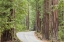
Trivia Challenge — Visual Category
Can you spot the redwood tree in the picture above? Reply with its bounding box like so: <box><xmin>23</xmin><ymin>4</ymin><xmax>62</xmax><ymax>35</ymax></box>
<box><xmin>35</xmin><ymin>0</ymin><xmax>41</xmax><ymax>32</ymax></box>
<box><xmin>42</xmin><ymin>0</ymin><xmax>49</xmax><ymax>40</ymax></box>
<box><xmin>51</xmin><ymin>0</ymin><xmax>58</xmax><ymax>42</ymax></box>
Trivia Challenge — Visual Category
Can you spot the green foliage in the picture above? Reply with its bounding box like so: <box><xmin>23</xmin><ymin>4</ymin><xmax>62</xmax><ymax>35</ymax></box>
<box><xmin>0</xmin><ymin>0</ymin><xmax>28</xmax><ymax>32</ymax></box>
<box><xmin>0</xmin><ymin>0</ymin><xmax>13</xmax><ymax>33</ymax></box>
<box><xmin>14</xmin><ymin>0</ymin><xmax>28</xmax><ymax>31</ymax></box>
<box><xmin>58</xmin><ymin>0</ymin><xmax>64</xmax><ymax>41</ymax></box>
<box><xmin>0</xmin><ymin>0</ymin><xmax>64</xmax><ymax>41</ymax></box>
<box><xmin>16</xmin><ymin>24</ymin><xmax>26</xmax><ymax>32</ymax></box>
<box><xmin>58</xmin><ymin>26</ymin><xmax>64</xmax><ymax>40</ymax></box>
<box><xmin>28</xmin><ymin>0</ymin><xmax>44</xmax><ymax>30</ymax></box>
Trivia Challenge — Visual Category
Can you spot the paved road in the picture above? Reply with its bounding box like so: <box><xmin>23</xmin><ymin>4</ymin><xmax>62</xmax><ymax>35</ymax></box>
<box><xmin>16</xmin><ymin>31</ymin><xmax>42</xmax><ymax>42</ymax></box>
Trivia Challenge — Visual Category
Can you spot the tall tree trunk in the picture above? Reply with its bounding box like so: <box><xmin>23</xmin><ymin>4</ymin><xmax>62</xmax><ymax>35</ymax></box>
<box><xmin>51</xmin><ymin>0</ymin><xmax>58</xmax><ymax>42</ymax></box>
<box><xmin>26</xmin><ymin>3</ymin><xmax>29</xmax><ymax>30</ymax></box>
<box><xmin>42</xmin><ymin>0</ymin><xmax>49</xmax><ymax>40</ymax></box>
<box><xmin>36</xmin><ymin>0</ymin><xmax>41</xmax><ymax>32</ymax></box>
<box><xmin>36</xmin><ymin>10</ymin><xmax>41</xmax><ymax>32</ymax></box>
<box><xmin>10</xmin><ymin>8</ymin><xmax>15</xmax><ymax>41</ymax></box>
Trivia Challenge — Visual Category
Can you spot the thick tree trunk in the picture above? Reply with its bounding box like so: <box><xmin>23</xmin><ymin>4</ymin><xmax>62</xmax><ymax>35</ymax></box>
<box><xmin>42</xmin><ymin>0</ymin><xmax>49</xmax><ymax>40</ymax></box>
<box><xmin>1</xmin><ymin>28</ymin><xmax>14</xmax><ymax>42</ymax></box>
<box><xmin>51</xmin><ymin>0</ymin><xmax>58</xmax><ymax>42</ymax></box>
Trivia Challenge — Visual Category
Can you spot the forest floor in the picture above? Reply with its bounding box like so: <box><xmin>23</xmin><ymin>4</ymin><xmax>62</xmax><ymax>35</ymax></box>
<box><xmin>16</xmin><ymin>31</ymin><xmax>42</xmax><ymax>42</ymax></box>
<box><xmin>35</xmin><ymin>32</ymin><xmax>64</xmax><ymax>42</ymax></box>
<box><xmin>34</xmin><ymin>32</ymin><xmax>51</xmax><ymax>42</ymax></box>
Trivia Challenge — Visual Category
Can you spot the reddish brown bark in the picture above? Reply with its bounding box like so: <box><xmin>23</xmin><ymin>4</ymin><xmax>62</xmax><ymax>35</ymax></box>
<box><xmin>50</xmin><ymin>0</ymin><xmax>58</xmax><ymax>42</ymax></box>
<box><xmin>36</xmin><ymin>0</ymin><xmax>41</xmax><ymax>32</ymax></box>
<box><xmin>36</xmin><ymin>10</ymin><xmax>41</xmax><ymax>32</ymax></box>
<box><xmin>42</xmin><ymin>0</ymin><xmax>49</xmax><ymax>40</ymax></box>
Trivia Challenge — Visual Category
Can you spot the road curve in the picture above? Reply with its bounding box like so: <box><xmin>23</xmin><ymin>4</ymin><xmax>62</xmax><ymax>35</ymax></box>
<box><xmin>16</xmin><ymin>31</ymin><xmax>42</xmax><ymax>42</ymax></box>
